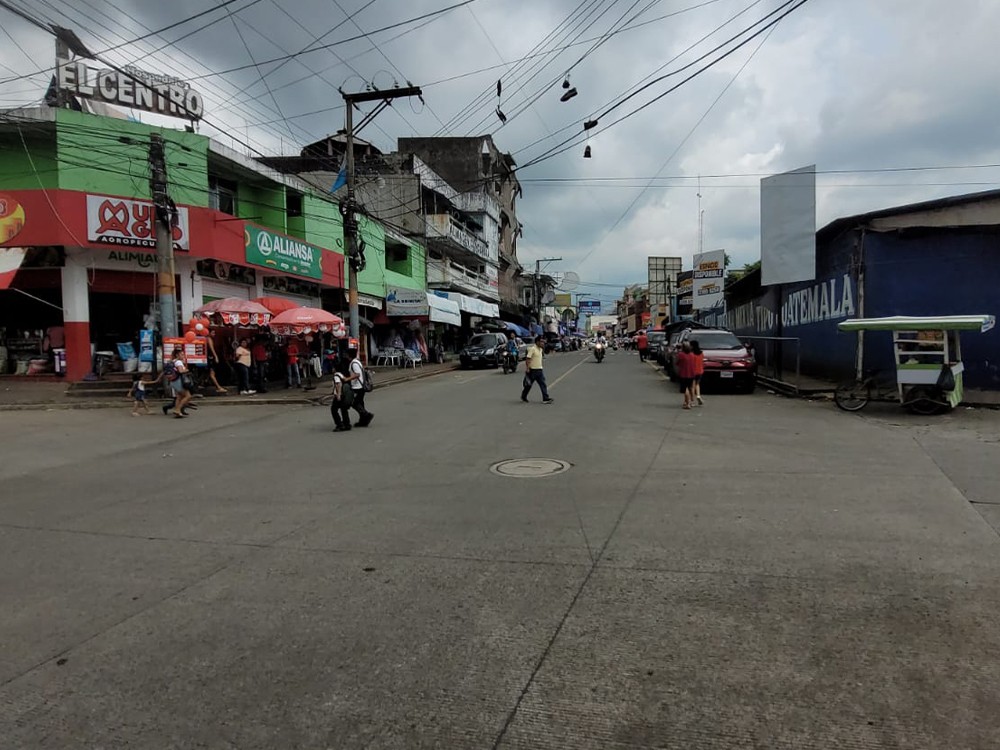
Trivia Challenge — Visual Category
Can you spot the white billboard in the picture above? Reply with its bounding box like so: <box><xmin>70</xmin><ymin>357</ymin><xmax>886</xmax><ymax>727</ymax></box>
<box><xmin>761</xmin><ymin>165</ymin><xmax>816</xmax><ymax>286</ymax></box>
<box><xmin>692</xmin><ymin>249</ymin><xmax>725</xmax><ymax>310</ymax></box>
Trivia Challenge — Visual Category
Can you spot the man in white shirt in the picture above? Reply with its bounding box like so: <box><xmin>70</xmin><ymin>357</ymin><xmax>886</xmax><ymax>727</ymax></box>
<box><xmin>344</xmin><ymin>345</ymin><xmax>374</xmax><ymax>427</ymax></box>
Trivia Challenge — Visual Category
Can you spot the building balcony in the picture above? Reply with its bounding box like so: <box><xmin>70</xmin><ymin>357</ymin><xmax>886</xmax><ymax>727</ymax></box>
<box><xmin>425</xmin><ymin>213</ymin><xmax>491</xmax><ymax>263</ymax></box>
<box><xmin>427</xmin><ymin>257</ymin><xmax>499</xmax><ymax>301</ymax></box>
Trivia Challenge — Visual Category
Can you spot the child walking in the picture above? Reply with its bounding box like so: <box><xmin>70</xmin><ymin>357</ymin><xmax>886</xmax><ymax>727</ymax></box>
<box><xmin>330</xmin><ymin>359</ymin><xmax>354</xmax><ymax>432</ymax></box>
<box><xmin>675</xmin><ymin>341</ymin><xmax>696</xmax><ymax>409</ymax></box>
<box><xmin>127</xmin><ymin>372</ymin><xmax>157</xmax><ymax>416</ymax></box>
<box><xmin>690</xmin><ymin>340</ymin><xmax>705</xmax><ymax>406</ymax></box>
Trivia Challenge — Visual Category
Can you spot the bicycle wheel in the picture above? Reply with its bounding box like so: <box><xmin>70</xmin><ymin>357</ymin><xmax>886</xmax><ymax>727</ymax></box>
<box><xmin>834</xmin><ymin>381</ymin><xmax>870</xmax><ymax>412</ymax></box>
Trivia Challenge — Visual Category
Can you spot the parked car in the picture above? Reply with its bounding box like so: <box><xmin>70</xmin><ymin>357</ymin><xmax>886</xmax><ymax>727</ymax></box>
<box><xmin>671</xmin><ymin>328</ymin><xmax>757</xmax><ymax>393</ymax></box>
<box><xmin>646</xmin><ymin>331</ymin><xmax>667</xmax><ymax>363</ymax></box>
<box><xmin>662</xmin><ymin>330</ymin><xmax>685</xmax><ymax>377</ymax></box>
<box><xmin>459</xmin><ymin>332</ymin><xmax>509</xmax><ymax>369</ymax></box>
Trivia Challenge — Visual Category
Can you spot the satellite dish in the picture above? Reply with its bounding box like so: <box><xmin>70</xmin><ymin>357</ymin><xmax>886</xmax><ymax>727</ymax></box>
<box><xmin>541</xmin><ymin>290</ymin><xmax>556</xmax><ymax>305</ymax></box>
<box><xmin>559</xmin><ymin>271</ymin><xmax>580</xmax><ymax>291</ymax></box>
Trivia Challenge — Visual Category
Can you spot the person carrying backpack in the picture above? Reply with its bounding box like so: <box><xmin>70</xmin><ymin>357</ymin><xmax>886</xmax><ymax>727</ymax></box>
<box><xmin>345</xmin><ymin>344</ymin><xmax>374</xmax><ymax>427</ymax></box>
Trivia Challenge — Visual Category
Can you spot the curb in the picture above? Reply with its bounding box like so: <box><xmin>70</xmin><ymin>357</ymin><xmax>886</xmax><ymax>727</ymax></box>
<box><xmin>0</xmin><ymin>364</ymin><xmax>460</xmax><ymax>411</ymax></box>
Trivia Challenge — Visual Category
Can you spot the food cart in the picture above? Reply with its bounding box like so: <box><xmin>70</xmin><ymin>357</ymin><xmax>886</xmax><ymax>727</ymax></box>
<box><xmin>835</xmin><ymin>315</ymin><xmax>995</xmax><ymax>414</ymax></box>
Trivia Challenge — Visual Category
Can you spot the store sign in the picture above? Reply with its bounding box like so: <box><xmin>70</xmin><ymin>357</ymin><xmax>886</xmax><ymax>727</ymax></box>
<box><xmin>692</xmin><ymin>249</ymin><xmax>725</xmax><ymax>310</ymax></box>
<box><xmin>162</xmin><ymin>337</ymin><xmax>208</xmax><ymax>365</ymax></box>
<box><xmin>343</xmin><ymin>291</ymin><xmax>383</xmax><ymax>310</ymax></box>
<box><xmin>579</xmin><ymin>300</ymin><xmax>601</xmax><ymax>315</ymax></box>
<box><xmin>57</xmin><ymin>53</ymin><xmax>204</xmax><ymax>120</ymax></box>
<box><xmin>86</xmin><ymin>195</ymin><xmax>190</xmax><ymax>251</ymax></box>
<box><xmin>386</xmin><ymin>285</ymin><xmax>428</xmax><ymax>316</ymax></box>
<box><xmin>70</xmin><ymin>247</ymin><xmax>158</xmax><ymax>272</ymax></box>
<box><xmin>244</xmin><ymin>225</ymin><xmax>322</xmax><ymax>280</ymax></box>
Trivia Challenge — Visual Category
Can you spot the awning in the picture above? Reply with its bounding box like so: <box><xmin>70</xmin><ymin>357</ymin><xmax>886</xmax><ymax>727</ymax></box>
<box><xmin>0</xmin><ymin>247</ymin><xmax>27</xmax><ymax>290</ymax></box>
<box><xmin>434</xmin><ymin>291</ymin><xmax>500</xmax><ymax>319</ymax></box>
<box><xmin>428</xmin><ymin>293</ymin><xmax>461</xmax><ymax>326</ymax></box>
<box><xmin>503</xmin><ymin>321</ymin><xmax>531</xmax><ymax>337</ymax></box>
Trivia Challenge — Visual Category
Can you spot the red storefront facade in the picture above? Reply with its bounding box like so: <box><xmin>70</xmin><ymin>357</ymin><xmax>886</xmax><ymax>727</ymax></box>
<box><xmin>1</xmin><ymin>189</ymin><xmax>345</xmax><ymax>379</ymax></box>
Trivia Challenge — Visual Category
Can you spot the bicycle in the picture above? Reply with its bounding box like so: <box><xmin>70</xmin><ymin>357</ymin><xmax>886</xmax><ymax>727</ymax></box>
<box><xmin>834</xmin><ymin>370</ymin><xmax>948</xmax><ymax>415</ymax></box>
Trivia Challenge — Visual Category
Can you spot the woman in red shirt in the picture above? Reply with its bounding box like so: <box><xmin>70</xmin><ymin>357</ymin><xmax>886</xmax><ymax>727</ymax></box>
<box><xmin>690</xmin><ymin>340</ymin><xmax>705</xmax><ymax>406</ymax></box>
<box><xmin>674</xmin><ymin>341</ymin><xmax>696</xmax><ymax>409</ymax></box>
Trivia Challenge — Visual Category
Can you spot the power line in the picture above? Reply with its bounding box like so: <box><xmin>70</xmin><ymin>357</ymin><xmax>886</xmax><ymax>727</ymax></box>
<box><xmin>516</xmin><ymin>0</ymin><xmax>811</xmax><ymax>173</ymax></box>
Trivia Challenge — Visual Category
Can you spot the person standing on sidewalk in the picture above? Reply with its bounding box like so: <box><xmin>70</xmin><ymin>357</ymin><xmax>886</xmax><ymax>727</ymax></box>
<box><xmin>234</xmin><ymin>339</ymin><xmax>255</xmax><ymax>395</ymax></box>
<box><xmin>285</xmin><ymin>337</ymin><xmax>302</xmax><ymax>388</ymax></box>
<box><xmin>636</xmin><ymin>330</ymin><xmax>648</xmax><ymax>362</ymax></box>
<box><xmin>345</xmin><ymin>345</ymin><xmax>374</xmax><ymax>427</ymax></box>
<box><xmin>521</xmin><ymin>335</ymin><xmax>554</xmax><ymax>404</ymax></box>
<box><xmin>251</xmin><ymin>337</ymin><xmax>269</xmax><ymax>393</ymax></box>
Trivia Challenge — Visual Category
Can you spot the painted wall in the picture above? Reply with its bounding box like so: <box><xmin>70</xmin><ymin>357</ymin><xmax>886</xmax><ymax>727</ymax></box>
<box><xmin>384</xmin><ymin>239</ymin><xmax>426</xmax><ymax>291</ymax></box>
<box><xmin>723</xmin><ymin>226</ymin><xmax>1000</xmax><ymax>389</ymax></box>
<box><xmin>0</xmin><ymin>130</ymin><xmax>59</xmax><ymax>190</ymax></box>
<box><xmin>55</xmin><ymin>109</ymin><xmax>208</xmax><ymax>206</ymax></box>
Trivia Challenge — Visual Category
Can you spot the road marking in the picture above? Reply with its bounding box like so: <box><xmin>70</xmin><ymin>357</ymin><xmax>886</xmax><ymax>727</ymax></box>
<box><xmin>548</xmin><ymin>356</ymin><xmax>590</xmax><ymax>389</ymax></box>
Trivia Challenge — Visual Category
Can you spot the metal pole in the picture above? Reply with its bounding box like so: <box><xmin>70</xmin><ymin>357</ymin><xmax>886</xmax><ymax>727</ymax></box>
<box><xmin>150</xmin><ymin>133</ymin><xmax>177</xmax><ymax>338</ymax></box>
<box><xmin>344</xmin><ymin>101</ymin><xmax>359</xmax><ymax>343</ymax></box>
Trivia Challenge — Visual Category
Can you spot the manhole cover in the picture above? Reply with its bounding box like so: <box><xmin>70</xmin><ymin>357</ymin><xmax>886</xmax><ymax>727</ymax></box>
<box><xmin>490</xmin><ymin>458</ymin><xmax>571</xmax><ymax>478</ymax></box>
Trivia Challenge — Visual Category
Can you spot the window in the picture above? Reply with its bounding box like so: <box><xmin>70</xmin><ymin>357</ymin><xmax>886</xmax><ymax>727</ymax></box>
<box><xmin>286</xmin><ymin>190</ymin><xmax>303</xmax><ymax>217</ymax></box>
<box><xmin>209</xmin><ymin>176</ymin><xmax>237</xmax><ymax>215</ymax></box>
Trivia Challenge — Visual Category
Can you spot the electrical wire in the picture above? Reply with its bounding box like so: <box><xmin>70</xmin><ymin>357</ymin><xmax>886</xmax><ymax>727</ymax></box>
<box><xmin>516</xmin><ymin>0</ymin><xmax>811</xmax><ymax>173</ymax></box>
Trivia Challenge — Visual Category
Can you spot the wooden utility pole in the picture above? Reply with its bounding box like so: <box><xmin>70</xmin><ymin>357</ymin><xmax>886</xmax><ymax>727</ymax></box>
<box><xmin>341</xmin><ymin>86</ymin><xmax>422</xmax><ymax>350</ymax></box>
<box><xmin>149</xmin><ymin>133</ymin><xmax>177</xmax><ymax>338</ymax></box>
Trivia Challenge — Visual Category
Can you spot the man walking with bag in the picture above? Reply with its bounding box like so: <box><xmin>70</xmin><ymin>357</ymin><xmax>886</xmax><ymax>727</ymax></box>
<box><xmin>521</xmin><ymin>335</ymin><xmax>554</xmax><ymax>404</ymax></box>
<box><xmin>345</xmin><ymin>344</ymin><xmax>374</xmax><ymax>427</ymax></box>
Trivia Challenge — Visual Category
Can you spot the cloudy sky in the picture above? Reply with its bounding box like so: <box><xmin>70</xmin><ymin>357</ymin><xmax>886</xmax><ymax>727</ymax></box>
<box><xmin>2</xmin><ymin>0</ymin><xmax>998</xmax><ymax>304</ymax></box>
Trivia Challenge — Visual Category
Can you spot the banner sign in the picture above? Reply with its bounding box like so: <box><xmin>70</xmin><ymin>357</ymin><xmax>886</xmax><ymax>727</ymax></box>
<box><xmin>244</xmin><ymin>225</ymin><xmax>322</xmax><ymax>280</ymax></box>
<box><xmin>57</xmin><ymin>51</ymin><xmax>204</xmax><ymax>120</ymax></box>
<box><xmin>692</xmin><ymin>249</ymin><xmax>725</xmax><ymax>310</ymax></box>
<box><xmin>677</xmin><ymin>270</ymin><xmax>693</xmax><ymax>316</ymax></box>
<box><xmin>578</xmin><ymin>299</ymin><xmax>602</xmax><ymax>315</ymax></box>
<box><xmin>86</xmin><ymin>194</ymin><xmax>190</xmax><ymax>251</ymax></box>
<box><xmin>163</xmin><ymin>337</ymin><xmax>207</xmax><ymax>365</ymax></box>
<box><xmin>386</xmin><ymin>286</ymin><xmax>428</xmax><ymax>316</ymax></box>
<box><xmin>343</xmin><ymin>290</ymin><xmax>383</xmax><ymax>310</ymax></box>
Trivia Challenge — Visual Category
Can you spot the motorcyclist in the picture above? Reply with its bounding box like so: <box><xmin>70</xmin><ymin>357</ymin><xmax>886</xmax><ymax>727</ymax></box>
<box><xmin>505</xmin><ymin>333</ymin><xmax>519</xmax><ymax>365</ymax></box>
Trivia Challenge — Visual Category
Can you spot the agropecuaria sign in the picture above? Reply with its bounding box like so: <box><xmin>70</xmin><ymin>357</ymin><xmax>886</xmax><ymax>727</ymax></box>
<box><xmin>244</xmin><ymin>225</ymin><xmax>323</xmax><ymax>280</ymax></box>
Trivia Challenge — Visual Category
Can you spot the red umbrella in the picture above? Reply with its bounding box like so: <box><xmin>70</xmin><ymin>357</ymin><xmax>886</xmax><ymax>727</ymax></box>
<box><xmin>269</xmin><ymin>306</ymin><xmax>345</xmax><ymax>334</ymax></box>
<box><xmin>195</xmin><ymin>297</ymin><xmax>272</xmax><ymax>327</ymax></box>
<box><xmin>252</xmin><ymin>296</ymin><xmax>300</xmax><ymax>315</ymax></box>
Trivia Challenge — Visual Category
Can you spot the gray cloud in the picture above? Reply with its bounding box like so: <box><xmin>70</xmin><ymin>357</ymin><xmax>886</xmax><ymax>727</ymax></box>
<box><xmin>3</xmin><ymin>0</ymin><xmax>999</xmax><ymax>291</ymax></box>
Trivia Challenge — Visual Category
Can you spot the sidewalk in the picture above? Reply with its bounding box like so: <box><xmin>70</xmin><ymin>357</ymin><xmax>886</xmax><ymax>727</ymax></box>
<box><xmin>0</xmin><ymin>361</ymin><xmax>459</xmax><ymax>411</ymax></box>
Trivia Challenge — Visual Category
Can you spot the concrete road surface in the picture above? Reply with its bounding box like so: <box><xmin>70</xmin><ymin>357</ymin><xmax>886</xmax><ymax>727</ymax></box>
<box><xmin>2</xmin><ymin>349</ymin><xmax>1000</xmax><ymax>749</ymax></box>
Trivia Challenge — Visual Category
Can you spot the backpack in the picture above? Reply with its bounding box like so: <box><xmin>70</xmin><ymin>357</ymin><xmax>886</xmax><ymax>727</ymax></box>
<box><xmin>362</xmin><ymin>367</ymin><xmax>375</xmax><ymax>393</ymax></box>
<box><xmin>163</xmin><ymin>360</ymin><xmax>178</xmax><ymax>382</ymax></box>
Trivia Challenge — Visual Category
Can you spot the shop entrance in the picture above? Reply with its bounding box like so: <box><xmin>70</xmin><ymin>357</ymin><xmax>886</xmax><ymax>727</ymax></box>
<box><xmin>88</xmin><ymin>291</ymin><xmax>152</xmax><ymax>353</ymax></box>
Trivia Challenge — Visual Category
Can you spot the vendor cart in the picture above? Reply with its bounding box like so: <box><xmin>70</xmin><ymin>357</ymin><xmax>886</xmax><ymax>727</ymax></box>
<box><xmin>835</xmin><ymin>315</ymin><xmax>995</xmax><ymax>415</ymax></box>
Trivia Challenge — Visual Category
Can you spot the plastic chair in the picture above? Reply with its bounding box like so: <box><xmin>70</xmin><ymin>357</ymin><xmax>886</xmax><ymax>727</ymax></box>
<box><xmin>403</xmin><ymin>350</ymin><xmax>422</xmax><ymax>368</ymax></box>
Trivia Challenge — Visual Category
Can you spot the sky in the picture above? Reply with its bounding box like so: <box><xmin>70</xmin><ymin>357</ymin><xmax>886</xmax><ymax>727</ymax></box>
<box><xmin>2</xmin><ymin>0</ymin><xmax>999</xmax><ymax>306</ymax></box>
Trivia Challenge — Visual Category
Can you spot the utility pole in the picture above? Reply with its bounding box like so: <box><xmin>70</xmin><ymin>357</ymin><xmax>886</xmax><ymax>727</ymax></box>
<box><xmin>149</xmin><ymin>133</ymin><xmax>177</xmax><ymax>338</ymax></box>
<box><xmin>533</xmin><ymin>257</ymin><xmax>562</xmax><ymax>330</ymax></box>
<box><xmin>341</xmin><ymin>86</ymin><xmax>422</xmax><ymax>354</ymax></box>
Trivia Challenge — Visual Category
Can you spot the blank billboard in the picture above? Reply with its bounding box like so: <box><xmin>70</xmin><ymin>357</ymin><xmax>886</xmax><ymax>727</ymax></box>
<box><xmin>761</xmin><ymin>165</ymin><xmax>816</xmax><ymax>286</ymax></box>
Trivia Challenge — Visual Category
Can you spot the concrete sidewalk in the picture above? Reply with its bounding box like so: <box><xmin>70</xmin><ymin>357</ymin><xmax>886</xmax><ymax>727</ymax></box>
<box><xmin>0</xmin><ymin>361</ymin><xmax>459</xmax><ymax>410</ymax></box>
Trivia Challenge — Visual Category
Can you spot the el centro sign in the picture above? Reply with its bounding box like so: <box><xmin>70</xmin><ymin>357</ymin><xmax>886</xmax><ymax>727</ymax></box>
<box><xmin>244</xmin><ymin>225</ymin><xmax>322</xmax><ymax>280</ymax></box>
<box><xmin>57</xmin><ymin>56</ymin><xmax>204</xmax><ymax>121</ymax></box>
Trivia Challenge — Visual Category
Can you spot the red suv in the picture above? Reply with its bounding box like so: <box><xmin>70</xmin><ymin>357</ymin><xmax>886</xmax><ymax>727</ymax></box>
<box><xmin>672</xmin><ymin>328</ymin><xmax>756</xmax><ymax>393</ymax></box>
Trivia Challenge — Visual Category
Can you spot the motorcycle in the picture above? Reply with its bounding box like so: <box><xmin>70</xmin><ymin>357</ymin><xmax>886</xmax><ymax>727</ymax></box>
<box><xmin>594</xmin><ymin>342</ymin><xmax>605</xmax><ymax>363</ymax></box>
<box><xmin>501</xmin><ymin>349</ymin><xmax>518</xmax><ymax>374</ymax></box>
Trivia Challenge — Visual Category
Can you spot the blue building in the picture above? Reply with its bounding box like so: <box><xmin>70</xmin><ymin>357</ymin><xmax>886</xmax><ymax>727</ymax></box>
<box><xmin>721</xmin><ymin>190</ymin><xmax>1000</xmax><ymax>392</ymax></box>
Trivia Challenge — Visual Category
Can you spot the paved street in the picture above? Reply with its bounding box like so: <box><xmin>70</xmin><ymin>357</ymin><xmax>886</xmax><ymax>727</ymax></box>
<box><xmin>2</xmin><ymin>350</ymin><xmax>1000</xmax><ymax>749</ymax></box>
